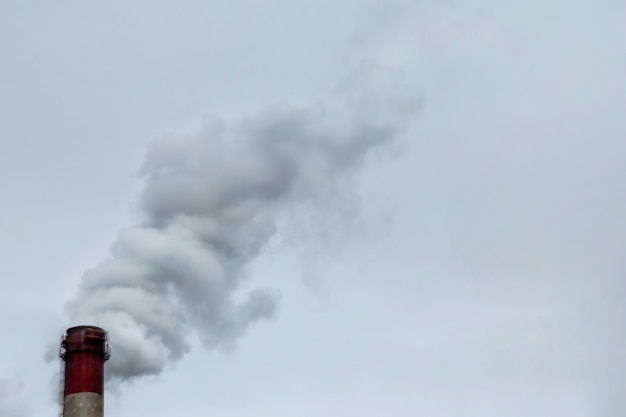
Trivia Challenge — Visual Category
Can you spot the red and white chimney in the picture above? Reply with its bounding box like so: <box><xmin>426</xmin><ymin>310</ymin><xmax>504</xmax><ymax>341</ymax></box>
<box><xmin>60</xmin><ymin>325</ymin><xmax>110</xmax><ymax>417</ymax></box>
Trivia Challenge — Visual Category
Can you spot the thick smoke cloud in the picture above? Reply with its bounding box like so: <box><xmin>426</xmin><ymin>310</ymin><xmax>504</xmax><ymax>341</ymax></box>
<box><xmin>65</xmin><ymin>63</ymin><xmax>420</xmax><ymax>381</ymax></box>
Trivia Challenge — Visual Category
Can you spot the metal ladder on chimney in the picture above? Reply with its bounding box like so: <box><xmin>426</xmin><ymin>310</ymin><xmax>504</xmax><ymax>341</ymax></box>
<box><xmin>58</xmin><ymin>336</ymin><xmax>65</xmax><ymax>417</ymax></box>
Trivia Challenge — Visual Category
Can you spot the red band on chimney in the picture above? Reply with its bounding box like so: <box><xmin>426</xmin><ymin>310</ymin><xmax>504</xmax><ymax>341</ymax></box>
<box><xmin>62</xmin><ymin>326</ymin><xmax>109</xmax><ymax>396</ymax></box>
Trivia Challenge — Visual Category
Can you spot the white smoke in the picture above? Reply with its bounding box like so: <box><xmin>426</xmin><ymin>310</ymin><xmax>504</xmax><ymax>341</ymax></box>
<box><xmin>65</xmin><ymin>63</ymin><xmax>421</xmax><ymax>381</ymax></box>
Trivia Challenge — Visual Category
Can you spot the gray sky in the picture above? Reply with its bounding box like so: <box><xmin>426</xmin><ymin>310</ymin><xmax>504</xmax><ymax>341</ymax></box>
<box><xmin>1</xmin><ymin>1</ymin><xmax>626</xmax><ymax>416</ymax></box>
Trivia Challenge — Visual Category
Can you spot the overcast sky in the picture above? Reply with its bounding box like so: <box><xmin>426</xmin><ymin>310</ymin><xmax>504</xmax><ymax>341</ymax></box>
<box><xmin>1</xmin><ymin>1</ymin><xmax>626</xmax><ymax>416</ymax></box>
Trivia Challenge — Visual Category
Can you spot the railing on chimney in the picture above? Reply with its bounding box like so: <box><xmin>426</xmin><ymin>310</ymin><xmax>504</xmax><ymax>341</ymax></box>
<box><xmin>58</xmin><ymin>335</ymin><xmax>65</xmax><ymax>417</ymax></box>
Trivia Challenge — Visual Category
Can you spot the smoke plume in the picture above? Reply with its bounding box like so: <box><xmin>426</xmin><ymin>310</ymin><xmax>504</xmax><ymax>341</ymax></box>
<box><xmin>65</xmin><ymin>63</ymin><xmax>420</xmax><ymax>381</ymax></box>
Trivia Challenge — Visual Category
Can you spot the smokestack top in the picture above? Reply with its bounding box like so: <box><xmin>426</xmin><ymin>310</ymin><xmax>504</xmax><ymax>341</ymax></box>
<box><xmin>61</xmin><ymin>325</ymin><xmax>110</xmax><ymax>362</ymax></box>
<box><xmin>65</xmin><ymin>325</ymin><xmax>107</xmax><ymax>338</ymax></box>
<box><xmin>61</xmin><ymin>325</ymin><xmax>109</xmax><ymax>417</ymax></box>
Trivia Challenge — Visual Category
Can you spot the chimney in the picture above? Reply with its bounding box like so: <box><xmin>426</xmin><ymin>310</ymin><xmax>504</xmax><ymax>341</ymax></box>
<box><xmin>60</xmin><ymin>326</ymin><xmax>110</xmax><ymax>417</ymax></box>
